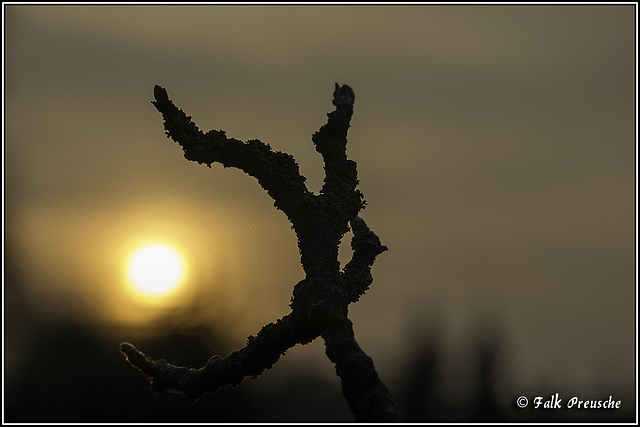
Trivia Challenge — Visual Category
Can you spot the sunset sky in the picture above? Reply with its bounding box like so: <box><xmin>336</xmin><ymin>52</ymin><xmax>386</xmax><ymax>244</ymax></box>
<box><xmin>4</xmin><ymin>3</ymin><xmax>636</xmax><ymax>420</ymax></box>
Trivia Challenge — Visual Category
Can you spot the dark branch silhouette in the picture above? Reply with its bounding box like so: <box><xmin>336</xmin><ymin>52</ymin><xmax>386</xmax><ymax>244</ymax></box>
<box><xmin>120</xmin><ymin>83</ymin><xmax>402</xmax><ymax>422</ymax></box>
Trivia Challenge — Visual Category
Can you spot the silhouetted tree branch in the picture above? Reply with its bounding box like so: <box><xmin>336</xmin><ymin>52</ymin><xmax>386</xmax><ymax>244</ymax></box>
<box><xmin>121</xmin><ymin>83</ymin><xmax>402</xmax><ymax>422</ymax></box>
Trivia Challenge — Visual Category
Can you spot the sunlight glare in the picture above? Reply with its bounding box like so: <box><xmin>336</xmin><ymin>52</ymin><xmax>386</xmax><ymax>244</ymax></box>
<box><xmin>127</xmin><ymin>244</ymin><xmax>186</xmax><ymax>297</ymax></box>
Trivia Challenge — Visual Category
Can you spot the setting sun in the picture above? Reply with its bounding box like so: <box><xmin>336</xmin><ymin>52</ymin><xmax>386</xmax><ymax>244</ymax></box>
<box><xmin>127</xmin><ymin>244</ymin><xmax>186</xmax><ymax>297</ymax></box>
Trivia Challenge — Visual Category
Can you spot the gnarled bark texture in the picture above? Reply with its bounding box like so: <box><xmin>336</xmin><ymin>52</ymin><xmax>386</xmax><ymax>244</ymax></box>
<box><xmin>120</xmin><ymin>84</ymin><xmax>402</xmax><ymax>422</ymax></box>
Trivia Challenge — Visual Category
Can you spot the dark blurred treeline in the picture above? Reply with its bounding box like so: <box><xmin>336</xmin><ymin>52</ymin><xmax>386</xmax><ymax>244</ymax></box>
<box><xmin>4</xmin><ymin>320</ymin><xmax>353</xmax><ymax>423</ymax></box>
<box><xmin>5</xmin><ymin>319</ymin><xmax>635</xmax><ymax>423</ymax></box>
<box><xmin>397</xmin><ymin>335</ymin><xmax>635</xmax><ymax>423</ymax></box>
<box><xmin>4</xmin><ymin>253</ymin><xmax>635</xmax><ymax>423</ymax></box>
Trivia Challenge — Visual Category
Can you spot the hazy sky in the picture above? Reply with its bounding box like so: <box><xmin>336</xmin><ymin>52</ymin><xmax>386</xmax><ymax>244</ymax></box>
<box><xmin>4</xmin><ymin>3</ymin><xmax>636</xmax><ymax>410</ymax></box>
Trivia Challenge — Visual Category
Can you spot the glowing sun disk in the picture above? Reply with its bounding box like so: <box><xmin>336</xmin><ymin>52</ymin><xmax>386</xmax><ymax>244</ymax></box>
<box><xmin>127</xmin><ymin>244</ymin><xmax>186</xmax><ymax>296</ymax></box>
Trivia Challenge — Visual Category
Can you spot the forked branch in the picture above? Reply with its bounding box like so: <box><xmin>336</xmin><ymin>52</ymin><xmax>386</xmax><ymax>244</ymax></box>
<box><xmin>121</xmin><ymin>84</ymin><xmax>402</xmax><ymax>422</ymax></box>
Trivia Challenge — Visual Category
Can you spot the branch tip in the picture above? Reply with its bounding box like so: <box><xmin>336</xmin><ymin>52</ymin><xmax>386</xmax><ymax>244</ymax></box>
<box><xmin>153</xmin><ymin>85</ymin><xmax>169</xmax><ymax>102</ymax></box>
<box><xmin>120</xmin><ymin>342</ymin><xmax>136</xmax><ymax>357</ymax></box>
<box><xmin>333</xmin><ymin>83</ymin><xmax>355</xmax><ymax>107</ymax></box>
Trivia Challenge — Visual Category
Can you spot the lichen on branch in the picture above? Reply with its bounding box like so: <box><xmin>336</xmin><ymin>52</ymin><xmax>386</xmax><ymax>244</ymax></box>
<box><xmin>121</xmin><ymin>83</ymin><xmax>402</xmax><ymax>422</ymax></box>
